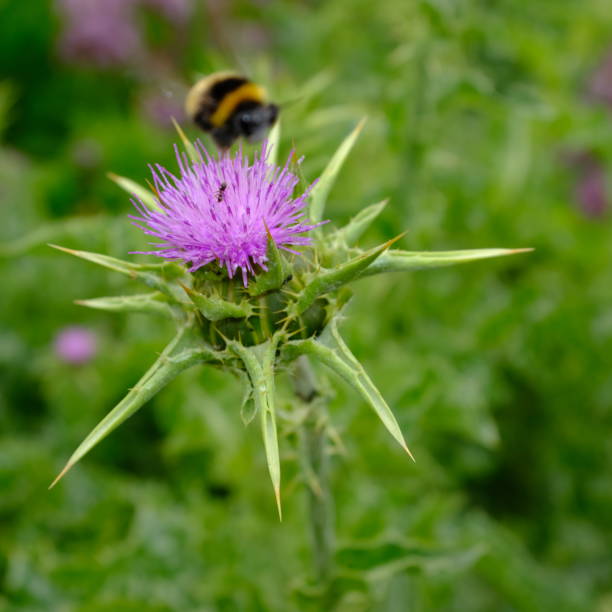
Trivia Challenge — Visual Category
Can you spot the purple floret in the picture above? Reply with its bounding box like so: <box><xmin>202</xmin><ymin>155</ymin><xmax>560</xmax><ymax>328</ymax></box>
<box><xmin>130</xmin><ymin>143</ymin><xmax>323</xmax><ymax>285</ymax></box>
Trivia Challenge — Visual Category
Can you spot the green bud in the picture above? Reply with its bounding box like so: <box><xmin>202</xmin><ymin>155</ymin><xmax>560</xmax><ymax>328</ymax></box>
<box><xmin>183</xmin><ymin>285</ymin><xmax>254</xmax><ymax>321</ymax></box>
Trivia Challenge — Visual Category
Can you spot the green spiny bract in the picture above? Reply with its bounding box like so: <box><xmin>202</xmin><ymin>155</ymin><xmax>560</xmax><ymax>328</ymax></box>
<box><xmin>50</xmin><ymin>120</ymin><xmax>531</xmax><ymax>517</ymax></box>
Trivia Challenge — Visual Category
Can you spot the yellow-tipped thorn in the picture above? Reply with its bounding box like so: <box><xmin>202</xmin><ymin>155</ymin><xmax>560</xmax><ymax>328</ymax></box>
<box><xmin>48</xmin><ymin>243</ymin><xmax>76</xmax><ymax>254</ymax></box>
<box><xmin>48</xmin><ymin>462</ymin><xmax>72</xmax><ymax>490</ymax></box>
<box><xmin>287</xmin><ymin>327</ymin><xmax>306</xmax><ymax>339</ymax></box>
<box><xmin>214</xmin><ymin>328</ymin><xmax>231</xmax><ymax>345</ymax></box>
<box><xmin>355</xmin><ymin>116</ymin><xmax>368</xmax><ymax>134</ymax></box>
<box><xmin>509</xmin><ymin>248</ymin><xmax>534</xmax><ymax>255</ymax></box>
<box><xmin>402</xmin><ymin>442</ymin><xmax>416</xmax><ymax>462</ymax></box>
<box><xmin>274</xmin><ymin>485</ymin><xmax>283</xmax><ymax>521</ymax></box>
<box><xmin>145</xmin><ymin>178</ymin><xmax>161</xmax><ymax>199</ymax></box>
<box><xmin>171</xmin><ymin>117</ymin><xmax>188</xmax><ymax>142</ymax></box>
<box><xmin>263</xmin><ymin>221</ymin><xmax>274</xmax><ymax>243</ymax></box>
<box><xmin>384</xmin><ymin>230</ymin><xmax>408</xmax><ymax>250</ymax></box>
<box><xmin>179</xmin><ymin>281</ymin><xmax>193</xmax><ymax>295</ymax></box>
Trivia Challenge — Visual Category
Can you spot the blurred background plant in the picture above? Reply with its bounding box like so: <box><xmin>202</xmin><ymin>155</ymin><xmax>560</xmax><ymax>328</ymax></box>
<box><xmin>1</xmin><ymin>0</ymin><xmax>611</xmax><ymax>610</ymax></box>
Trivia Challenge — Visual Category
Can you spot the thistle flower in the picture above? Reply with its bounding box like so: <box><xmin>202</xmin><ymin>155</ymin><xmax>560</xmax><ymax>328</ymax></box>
<box><xmin>130</xmin><ymin>143</ymin><xmax>321</xmax><ymax>285</ymax></box>
<box><xmin>51</xmin><ymin>121</ymin><xmax>530</xmax><ymax>516</ymax></box>
<box><xmin>54</xmin><ymin>326</ymin><xmax>98</xmax><ymax>365</ymax></box>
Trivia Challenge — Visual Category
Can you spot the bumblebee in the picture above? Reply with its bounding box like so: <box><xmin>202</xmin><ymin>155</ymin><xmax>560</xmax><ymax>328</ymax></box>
<box><xmin>185</xmin><ymin>72</ymin><xmax>279</xmax><ymax>150</ymax></box>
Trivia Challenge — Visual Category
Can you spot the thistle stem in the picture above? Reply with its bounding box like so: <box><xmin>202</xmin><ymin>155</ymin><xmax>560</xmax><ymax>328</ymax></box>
<box><xmin>293</xmin><ymin>356</ymin><xmax>334</xmax><ymax>585</ymax></box>
<box><xmin>259</xmin><ymin>295</ymin><xmax>272</xmax><ymax>339</ymax></box>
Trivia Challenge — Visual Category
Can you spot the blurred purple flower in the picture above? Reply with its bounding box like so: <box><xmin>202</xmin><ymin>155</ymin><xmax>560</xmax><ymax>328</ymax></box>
<box><xmin>575</xmin><ymin>165</ymin><xmax>607</xmax><ymax>218</ymax></box>
<box><xmin>130</xmin><ymin>143</ymin><xmax>323</xmax><ymax>285</ymax></box>
<box><xmin>586</xmin><ymin>50</ymin><xmax>612</xmax><ymax>108</ymax></box>
<box><xmin>234</xmin><ymin>23</ymin><xmax>271</xmax><ymax>52</ymax></box>
<box><xmin>140</xmin><ymin>90</ymin><xmax>186</xmax><ymax>128</ymax></box>
<box><xmin>564</xmin><ymin>151</ymin><xmax>608</xmax><ymax>218</ymax></box>
<box><xmin>54</xmin><ymin>326</ymin><xmax>98</xmax><ymax>365</ymax></box>
<box><xmin>55</xmin><ymin>0</ymin><xmax>141</xmax><ymax>68</ymax></box>
<box><xmin>141</xmin><ymin>0</ymin><xmax>193</xmax><ymax>24</ymax></box>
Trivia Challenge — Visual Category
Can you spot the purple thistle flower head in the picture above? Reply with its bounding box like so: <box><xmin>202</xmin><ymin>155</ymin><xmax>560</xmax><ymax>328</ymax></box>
<box><xmin>130</xmin><ymin>143</ymin><xmax>323</xmax><ymax>285</ymax></box>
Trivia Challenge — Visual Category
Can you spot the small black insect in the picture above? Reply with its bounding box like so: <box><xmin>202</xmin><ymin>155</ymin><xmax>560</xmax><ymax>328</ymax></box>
<box><xmin>215</xmin><ymin>182</ymin><xmax>227</xmax><ymax>202</ymax></box>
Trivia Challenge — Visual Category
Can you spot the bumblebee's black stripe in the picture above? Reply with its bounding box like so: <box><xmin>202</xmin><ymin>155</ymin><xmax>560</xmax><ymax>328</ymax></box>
<box><xmin>209</xmin><ymin>77</ymin><xmax>249</xmax><ymax>102</ymax></box>
<box><xmin>194</xmin><ymin>99</ymin><xmax>259</xmax><ymax>132</ymax></box>
<box><xmin>194</xmin><ymin>110</ymin><xmax>213</xmax><ymax>131</ymax></box>
<box><xmin>193</xmin><ymin>78</ymin><xmax>248</xmax><ymax>131</ymax></box>
<box><xmin>233</xmin><ymin>100</ymin><xmax>261</xmax><ymax>113</ymax></box>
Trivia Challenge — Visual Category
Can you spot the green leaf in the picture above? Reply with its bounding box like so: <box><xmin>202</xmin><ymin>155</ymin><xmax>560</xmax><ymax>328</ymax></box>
<box><xmin>238</xmin><ymin>371</ymin><xmax>257</xmax><ymax>426</ymax></box>
<box><xmin>284</xmin><ymin>320</ymin><xmax>413</xmax><ymax>459</ymax></box>
<box><xmin>229</xmin><ymin>336</ymin><xmax>282</xmax><ymax>519</ymax></box>
<box><xmin>309</xmin><ymin>118</ymin><xmax>366</xmax><ymax>223</ymax></box>
<box><xmin>50</xmin><ymin>244</ymin><xmax>145</xmax><ymax>275</ymax></box>
<box><xmin>134</xmin><ymin>260</ymin><xmax>188</xmax><ymax>280</ymax></box>
<box><xmin>293</xmin><ymin>234</ymin><xmax>402</xmax><ymax>315</ymax></box>
<box><xmin>172</xmin><ymin>118</ymin><xmax>201</xmax><ymax>164</ymax></box>
<box><xmin>50</xmin><ymin>323</ymin><xmax>220</xmax><ymax>488</ymax></box>
<box><xmin>247</xmin><ymin>230</ymin><xmax>288</xmax><ymax>297</ymax></box>
<box><xmin>107</xmin><ymin>172</ymin><xmax>162</xmax><ymax>212</ymax></box>
<box><xmin>0</xmin><ymin>215</ymin><xmax>117</xmax><ymax>257</ymax></box>
<box><xmin>183</xmin><ymin>285</ymin><xmax>253</xmax><ymax>321</ymax></box>
<box><xmin>336</xmin><ymin>535</ymin><xmax>485</xmax><ymax>578</ymax></box>
<box><xmin>361</xmin><ymin>248</ymin><xmax>534</xmax><ymax>277</ymax></box>
<box><xmin>75</xmin><ymin>292</ymin><xmax>174</xmax><ymax>318</ymax></box>
<box><xmin>333</xmin><ymin>199</ymin><xmax>388</xmax><ymax>247</ymax></box>
<box><xmin>49</xmin><ymin>244</ymin><xmax>176</xmax><ymax>297</ymax></box>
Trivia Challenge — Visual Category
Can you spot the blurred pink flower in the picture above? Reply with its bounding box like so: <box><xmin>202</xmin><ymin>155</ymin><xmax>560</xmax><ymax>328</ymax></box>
<box><xmin>141</xmin><ymin>0</ymin><xmax>193</xmax><ymax>24</ymax></box>
<box><xmin>564</xmin><ymin>151</ymin><xmax>608</xmax><ymax>219</ymax></box>
<box><xmin>586</xmin><ymin>50</ymin><xmax>612</xmax><ymax>108</ymax></box>
<box><xmin>140</xmin><ymin>90</ymin><xmax>186</xmax><ymax>128</ymax></box>
<box><xmin>55</xmin><ymin>0</ymin><xmax>141</xmax><ymax>68</ymax></box>
<box><xmin>575</xmin><ymin>165</ymin><xmax>607</xmax><ymax>218</ymax></box>
<box><xmin>54</xmin><ymin>326</ymin><xmax>98</xmax><ymax>365</ymax></box>
<box><xmin>55</xmin><ymin>0</ymin><xmax>195</xmax><ymax>68</ymax></box>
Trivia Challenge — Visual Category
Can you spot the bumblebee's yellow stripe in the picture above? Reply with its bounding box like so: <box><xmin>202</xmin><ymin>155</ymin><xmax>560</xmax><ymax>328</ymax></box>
<box><xmin>210</xmin><ymin>82</ymin><xmax>267</xmax><ymax>127</ymax></box>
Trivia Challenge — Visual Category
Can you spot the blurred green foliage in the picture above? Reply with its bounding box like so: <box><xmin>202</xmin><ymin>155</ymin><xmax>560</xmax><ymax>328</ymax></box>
<box><xmin>1</xmin><ymin>0</ymin><xmax>612</xmax><ymax>610</ymax></box>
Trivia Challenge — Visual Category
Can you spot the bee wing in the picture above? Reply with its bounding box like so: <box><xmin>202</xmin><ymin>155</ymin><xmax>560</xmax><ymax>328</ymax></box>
<box><xmin>139</xmin><ymin>75</ymin><xmax>190</xmax><ymax>126</ymax></box>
